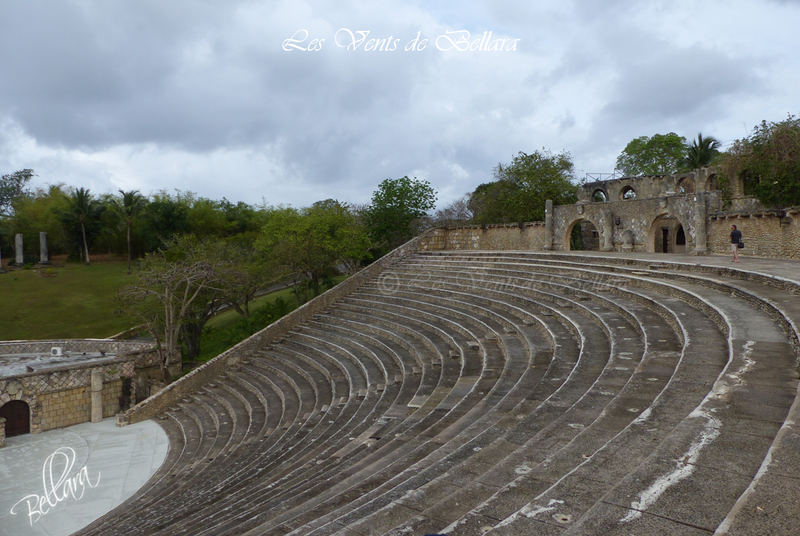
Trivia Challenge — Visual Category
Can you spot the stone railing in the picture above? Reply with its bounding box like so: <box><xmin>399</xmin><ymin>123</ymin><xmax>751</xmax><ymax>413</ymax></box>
<box><xmin>117</xmin><ymin>231</ymin><xmax>433</xmax><ymax>425</ymax></box>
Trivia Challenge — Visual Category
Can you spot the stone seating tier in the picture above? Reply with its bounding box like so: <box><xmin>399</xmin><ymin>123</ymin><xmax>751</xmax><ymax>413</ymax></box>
<box><xmin>75</xmin><ymin>250</ymin><xmax>800</xmax><ymax>536</ymax></box>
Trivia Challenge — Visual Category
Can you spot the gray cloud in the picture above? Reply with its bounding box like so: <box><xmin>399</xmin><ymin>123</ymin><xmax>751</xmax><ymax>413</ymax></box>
<box><xmin>0</xmin><ymin>0</ymin><xmax>797</xmax><ymax>208</ymax></box>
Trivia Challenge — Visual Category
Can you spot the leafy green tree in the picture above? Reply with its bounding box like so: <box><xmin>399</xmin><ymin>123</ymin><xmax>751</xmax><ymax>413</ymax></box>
<box><xmin>615</xmin><ymin>133</ymin><xmax>687</xmax><ymax>176</ymax></box>
<box><xmin>216</xmin><ymin>241</ymin><xmax>278</xmax><ymax>319</ymax></box>
<box><xmin>0</xmin><ymin>169</ymin><xmax>34</xmax><ymax>217</ymax></box>
<box><xmin>470</xmin><ymin>149</ymin><xmax>577</xmax><ymax>224</ymax></box>
<box><xmin>5</xmin><ymin>184</ymin><xmax>71</xmax><ymax>257</ymax></box>
<box><xmin>256</xmin><ymin>200</ymin><xmax>370</xmax><ymax>302</ymax></box>
<box><xmin>362</xmin><ymin>176</ymin><xmax>437</xmax><ymax>252</ymax></box>
<box><xmin>721</xmin><ymin>114</ymin><xmax>800</xmax><ymax>207</ymax></box>
<box><xmin>110</xmin><ymin>190</ymin><xmax>148</xmax><ymax>274</ymax></box>
<box><xmin>62</xmin><ymin>187</ymin><xmax>105</xmax><ymax>264</ymax></box>
<box><xmin>683</xmin><ymin>133</ymin><xmax>722</xmax><ymax>170</ymax></box>
<box><xmin>137</xmin><ymin>191</ymin><xmax>191</xmax><ymax>251</ymax></box>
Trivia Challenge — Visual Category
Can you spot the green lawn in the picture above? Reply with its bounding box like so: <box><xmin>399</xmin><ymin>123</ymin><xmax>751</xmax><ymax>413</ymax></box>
<box><xmin>0</xmin><ymin>262</ymin><xmax>138</xmax><ymax>340</ymax></box>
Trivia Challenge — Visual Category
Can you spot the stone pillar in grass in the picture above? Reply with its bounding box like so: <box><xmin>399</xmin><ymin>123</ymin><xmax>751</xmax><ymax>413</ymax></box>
<box><xmin>544</xmin><ymin>199</ymin><xmax>553</xmax><ymax>250</ymax></box>
<box><xmin>15</xmin><ymin>234</ymin><xmax>23</xmax><ymax>265</ymax></box>
<box><xmin>91</xmin><ymin>369</ymin><xmax>104</xmax><ymax>423</ymax></box>
<box><xmin>39</xmin><ymin>232</ymin><xmax>50</xmax><ymax>264</ymax></box>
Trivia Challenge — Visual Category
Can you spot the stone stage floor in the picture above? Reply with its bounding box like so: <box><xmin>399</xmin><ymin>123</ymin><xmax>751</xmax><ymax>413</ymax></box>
<box><xmin>0</xmin><ymin>418</ymin><xmax>167</xmax><ymax>536</ymax></box>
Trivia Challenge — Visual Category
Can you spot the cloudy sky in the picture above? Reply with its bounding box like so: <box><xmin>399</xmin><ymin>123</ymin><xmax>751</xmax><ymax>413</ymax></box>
<box><xmin>0</xmin><ymin>0</ymin><xmax>797</xmax><ymax>209</ymax></box>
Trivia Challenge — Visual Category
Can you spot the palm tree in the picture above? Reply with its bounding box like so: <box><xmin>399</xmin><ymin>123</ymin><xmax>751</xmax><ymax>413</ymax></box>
<box><xmin>111</xmin><ymin>190</ymin><xmax>147</xmax><ymax>274</ymax></box>
<box><xmin>64</xmin><ymin>188</ymin><xmax>97</xmax><ymax>265</ymax></box>
<box><xmin>684</xmin><ymin>133</ymin><xmax>722</xmax><ymax>170</ymax></box>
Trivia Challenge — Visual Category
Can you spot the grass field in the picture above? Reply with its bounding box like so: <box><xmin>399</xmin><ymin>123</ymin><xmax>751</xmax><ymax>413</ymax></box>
<box><xmin>0</xmin><ymin>260</ymin><xmax>138</xmax><ymax>340</ymax></box>
<box><xmin>1</xmin><ymin>261</ymin><xmax>343</xmax><ymax>366</ymax></box>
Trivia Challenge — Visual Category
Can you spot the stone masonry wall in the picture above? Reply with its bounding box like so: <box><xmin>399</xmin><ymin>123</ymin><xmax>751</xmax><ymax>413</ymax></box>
<box><xmin>0</xmin><ymin>358</ymin><xmax>135</xmax><ymax>433</ymax></box>
<box><xmin>708</xmin><ymin>210</ymin><xmax>800</xmax><ymax>259</ymax></box>
<box><xmin>420</xmin><ymin>223</ymin><xmax>545</xmax><ymax>251</ymax></box>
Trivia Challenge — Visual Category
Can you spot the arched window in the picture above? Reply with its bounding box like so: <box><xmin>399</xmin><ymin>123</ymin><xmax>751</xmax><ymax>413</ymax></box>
<box><xmin>620</xmin><ymin>186</ymin><xmax>636</xmax><ymax>200</ymax></box>
<box><xmin>592</xmin><ymin>190</ymin><xmax>607</xmax><ymax>203</ymax></box>
<box><xmin>677</xmin><ymin>178</ymin><xmax>695</xmax><ymax>194</ymax></box>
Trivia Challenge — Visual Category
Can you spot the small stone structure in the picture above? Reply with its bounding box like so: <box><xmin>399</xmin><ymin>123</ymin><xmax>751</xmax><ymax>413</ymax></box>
<box><xmin>421</xmin><ymin>168</ymin><xmax>800</xmax><ymax>260</ymax></box>
<box><xmin>0</xmin><ymin>339</ymin><xmax>162</xmax><ymax>442</ymax></box>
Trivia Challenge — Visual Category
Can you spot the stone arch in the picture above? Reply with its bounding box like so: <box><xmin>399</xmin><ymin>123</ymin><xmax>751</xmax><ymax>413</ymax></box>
<box><xmin>620</xmin><ymin>186</ymin><xmax>636</xmax><ymax>200</ymax></box>
<box><xmin>591</xmin><ymin>189</ymin><xmax>608</xmax><ymax>203</ymax></box>
<box><xmin>647</xmin><ymin>212</ymin><xmax>691</xmax><ymax>253</ymax></box>
<box><xmin>0</xmin><ymin>399</ymin><xmax>31</xmax><ymax>437</ymax></box>
<box><xmin>565</xmin><ymin>217</ymin><xmax>601</xmax><ymax>251</ymax></box>
<box><xmin>705</xmin><ymin>173</ymin><xmax>718</xmax><ymax>191</ymax></box>
<box><xmin>677</xmin><ymin>177</ymin><xmax>695</xmax><ymax>194</ymax></box>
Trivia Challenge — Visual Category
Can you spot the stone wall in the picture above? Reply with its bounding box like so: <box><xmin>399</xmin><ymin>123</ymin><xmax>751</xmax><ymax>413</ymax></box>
<box><xmin>0</xmin><ymin>356</ymin><xmax>136</xmax><ymax>434</ymax></box>
<box><xmin>419</xmin><ymin>223</ymin><xmax>545</xmax><ymax>251</ymax></box>
<box><xmin>708</xmin><ymin>210</ymin><xmax>800</xmax><ymax>259</ymax></box>
<box><xmin>118</xmin><ymin>231</ymin><xmax>432</xmax><ymax>425</ymax></box>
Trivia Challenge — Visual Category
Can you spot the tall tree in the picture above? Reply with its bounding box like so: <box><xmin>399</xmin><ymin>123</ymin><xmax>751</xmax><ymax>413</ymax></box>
<box><xmin>615</xmin><ymin>133</ymin><xmax>687</xmax><ymax>176</ymax></box>
<box><xmin>362</xmin><ymin>176</ymin><xmax>437</xmax><ymax>252</ymax></box>
<box><xmin>256</xmin><ymin>201</ymin><xmax>370</xmax><ymax>302</ymax></box>
<box><xmin>470</xmin><ymin>149</ymin><xmax>577</xmax><ymax>224</ymax></box>
<box><xmin>683</xmin><ymin>133</ymin><xmax>722</xmax><ymax>170</ymax></box>
<box><xmin>118</xmin><ymin>236</ymin><xmax>224</xmax><ymax>379</ymax></box>
<box><xmin>110</xmin><ymin>189</ymin><xmax>148</xmax><ymax>274</ymax></box>
<box><xmin>62</xmin><ymin>187</ymin><xmax>103</xmax><ymax>264</ymax></box>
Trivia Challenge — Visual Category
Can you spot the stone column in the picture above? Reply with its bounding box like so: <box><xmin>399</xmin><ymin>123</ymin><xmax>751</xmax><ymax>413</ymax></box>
<box><xmin>693</xmin><ymin>192</ymin><xmax>708</xmax><ymax>255</ymax></box>
<box><xmin>91</xmin><ymin>368</ymin><xmax>104</xmax><ymax>423</ymax></box>
<box><xmin>15</xmin><ymin>234</ymin><xmax>23</xmax><ymax>265</ymax></box>
<box><xmin>39</xmin><ymin>232</ymin><xmax>50</xmax><ymax>265</ymax></box>
<box><xmin>601</xmin><ymin>211</ymin><xmax>614</xmax><ymax>251</ymax></box>
<box><xmin>0</xmin><ymin>417</ymin><xmax>6</xmax><ymax>448</ymax></box>
<box><xmin>544</xmin><ymin>200</ymin><xmax>554</xmax><ymax>250</ymax></box>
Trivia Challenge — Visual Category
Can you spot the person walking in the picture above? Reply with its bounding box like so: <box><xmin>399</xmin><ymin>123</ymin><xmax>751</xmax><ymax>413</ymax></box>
<box><xmin>730</xmin><ymin>224</ymin><xmax>742</xmax><ymax>262</ymax></box>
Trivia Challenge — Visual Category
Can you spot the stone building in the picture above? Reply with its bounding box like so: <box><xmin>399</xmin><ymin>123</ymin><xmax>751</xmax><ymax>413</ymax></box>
<box><xmin>421</xmin><ymin>167</ymin><xmax>800</xmax><ymax>260</ymax></box>
<box><xmin>0</xmin><ymin>339</ymin><xmax>163</xmax><ymax>446</ymax></box>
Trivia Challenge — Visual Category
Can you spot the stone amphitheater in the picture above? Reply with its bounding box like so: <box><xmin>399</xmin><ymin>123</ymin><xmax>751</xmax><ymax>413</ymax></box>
<box><xmin>65</xmin><ymin>233</ymin><xmax>800</xmax><ymax>536</ymax></box>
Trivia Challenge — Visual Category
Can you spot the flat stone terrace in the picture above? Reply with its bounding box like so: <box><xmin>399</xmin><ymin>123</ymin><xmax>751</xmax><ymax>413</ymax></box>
<box><xmin>74</xmin><ymin>251</ymin><xmax>800</xmax><ymax>536</ymax></box>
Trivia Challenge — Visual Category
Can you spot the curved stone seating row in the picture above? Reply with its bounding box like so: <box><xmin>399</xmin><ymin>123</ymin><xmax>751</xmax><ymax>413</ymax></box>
<box><xmin>75</xmin><ymin>250</ymin><xmax>799</xmax><ymax>536</ymax></box>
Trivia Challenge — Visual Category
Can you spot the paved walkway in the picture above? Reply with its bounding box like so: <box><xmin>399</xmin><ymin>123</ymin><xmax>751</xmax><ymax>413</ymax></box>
<box><xmin>0</xmin><ymin>418</ymin><xmax>167</xmax><ymax>536</ymax></box>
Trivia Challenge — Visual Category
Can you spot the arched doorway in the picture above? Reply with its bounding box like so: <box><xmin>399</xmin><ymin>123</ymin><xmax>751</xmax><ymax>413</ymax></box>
<box><xmin>0</xmin><ymin>400</ymin><xmax>31</xmax><ymax>437</ymax></box>
<box><xmin>648</xmin><ymin>214</ymin><xmax>686</xmax><ymax>254</ymax></box>
<box><xmin>566</xmin><ymin>219</ymin><xmax>600</xmax><ymax>251</ymax></box>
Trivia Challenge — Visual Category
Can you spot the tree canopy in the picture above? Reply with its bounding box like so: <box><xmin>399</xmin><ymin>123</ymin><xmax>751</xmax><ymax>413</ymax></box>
<box><xmin>615</xmin><ymin>133</ymin><xmax>687</xmax><ymax>176</ymax></box>
<box><xmin>362</xmin><ymin>176</ymin><xmax>437</xmax><ymax>252</ymax></box>
<box><xmin>683</xmin><ymin>133</ymin><xmax>722</xmax><ymax>170</ymax></box>
<box><xmin>0</xmin><ymin>169</ymin><xmax>34</xmax><ymax>217</ymax></box>
<box><xmin>721</xmin><ymin>114</ymin><xmax>800</xmax><ymax>207</ymax></box>
<box><xmin>470</xmin><ymin>149</ymin><xmax>577</xmax><ymax>224</ymax></box>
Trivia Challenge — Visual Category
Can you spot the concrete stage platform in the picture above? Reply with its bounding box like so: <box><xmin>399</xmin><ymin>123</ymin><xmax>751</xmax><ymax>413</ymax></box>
<box><xmin>0</xmin><ymin>418</ymin><xmax>167</xmax><ymax>536</ymax></box>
